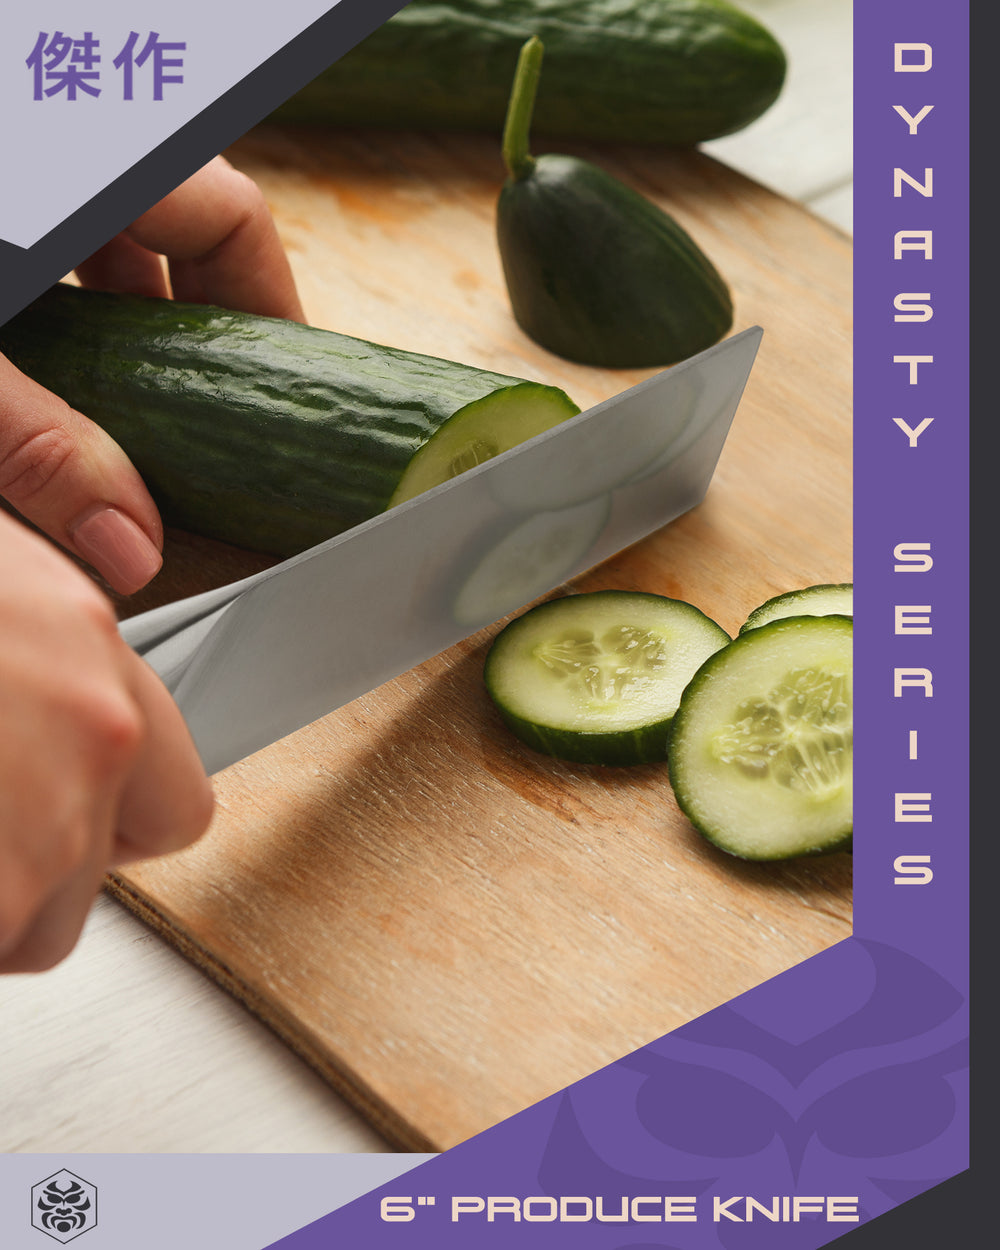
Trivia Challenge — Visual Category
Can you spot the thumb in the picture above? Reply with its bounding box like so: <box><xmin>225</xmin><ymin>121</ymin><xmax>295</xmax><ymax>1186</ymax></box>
<box><xmin>0</xmin><ymin>355</ymin><xmax>163</xmax><ymax>594</ymax></box>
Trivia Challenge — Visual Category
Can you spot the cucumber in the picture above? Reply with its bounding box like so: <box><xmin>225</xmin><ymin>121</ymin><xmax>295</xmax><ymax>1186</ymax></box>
<box><xmin>740</xmin><ymin>583</ymin><xmax>854</xmax><ymax>634</ymax></box>
<box><xmin>0</xmin><ymin>284</ymin><xmax>579</xmax><ymax>557</ymax></box>
<box><xmin>484</xmin><ymin>591</ymin><xmax>730</xmax><ymax>765</ymax></box>
<box><xmin>669</xmin><ymin>616</ymin><xmax>853</xmax><ymax>860</ymax></box>
<box><xmin>271</xmin><ymin>0</ymin><xmax>787</xmax><ymax>145</ymax></box>
<box><xmin>488</xmin><ymin>366</ymin><xmax>704</xmax><ymax>512</ymax></box>
<box><xmin>497</xmin><ymin>39</ymin><xmax>733</xmax><ymax>368</ymax></box>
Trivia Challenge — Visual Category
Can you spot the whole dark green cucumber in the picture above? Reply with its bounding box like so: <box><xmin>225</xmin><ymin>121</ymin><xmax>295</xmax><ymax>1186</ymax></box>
<box><xmin>0</xmin><ymin>284</ymin><xmax>579</xmax><ymax>557</ymax></box>
<box><xmin>497</xmin><ymin>39</ymin><xmax>733</xmax><ymax>368</ymax></box>
<box><xmin>271</xmin><ymin>0</ymin><xmax>787</xmax><ymax>144</ymax></box>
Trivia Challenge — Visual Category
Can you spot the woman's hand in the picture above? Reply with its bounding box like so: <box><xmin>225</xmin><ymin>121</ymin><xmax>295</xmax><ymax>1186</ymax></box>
<box><xmin>0</xmin><ymin>156</ymin><xmax>300</xmax><ymax>970</ymax></box>
<box><xmin>0</xmin><ymin>512</ymin><xmax>214</xmax><ymax>972</ymax></box>
<box><xmin>0</xmin><ymin>155</ymin><xmax>303</xmax><ymax>594</ymax></box>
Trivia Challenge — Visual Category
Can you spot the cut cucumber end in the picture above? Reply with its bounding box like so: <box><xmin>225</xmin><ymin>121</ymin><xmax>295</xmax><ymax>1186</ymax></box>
<box><xmin>485</xmin><ymin>591</ymin><xmax>730</xmax><ymax>766</ymax></box>
<box><xmin>388</xmin><ymin>382</ymin><xmax>579</xmax><ymax>507</ymax></box>
<box><xmin>669</xmin><ymin>615</ymin><xmax>853</xmax><ymax>860</ymax></box>
<box><xmin>497</xmin><ymin>155</ymin><xmax>734</xmax><ymax>369</ymax></box>
<box><xmin>740</xmin><ymin>583</ymin><xmax>853</xmax><ymax>634</ymax></box>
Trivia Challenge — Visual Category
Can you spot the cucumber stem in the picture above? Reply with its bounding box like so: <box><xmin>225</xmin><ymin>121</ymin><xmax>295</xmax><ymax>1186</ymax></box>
<box><xmin>502</xmin><ymin>37</ymin><xmax>543</xmax><ymax>181</ymax></box>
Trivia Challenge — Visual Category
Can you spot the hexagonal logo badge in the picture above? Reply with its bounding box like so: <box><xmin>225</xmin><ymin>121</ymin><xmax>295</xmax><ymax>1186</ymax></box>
<box><xmin>31</xmin><ymin>1170</ymin><xmax>97</xmax><ymax>1243</ymax></box>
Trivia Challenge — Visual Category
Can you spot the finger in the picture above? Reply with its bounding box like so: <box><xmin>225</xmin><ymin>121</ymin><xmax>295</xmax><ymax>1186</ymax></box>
<box><xmin>0</xmin><ymin>737</ymin><xmax>122</xmax><ymax>976</ymax></box>
<box><xmin>126</xmin><ymin>156</ymin><xmax>305</xmax><ymax>322</ymax></box>
<box><xmin>111</xmin><ymin>651</ymin><xmax>215</xmax><ymax>864</ymax></box>
<box><xmin>0</xmin><ymin>841</ymin><xmax>109</xmax><ymax>974</ymax></box>
<box><xmin>75</xmin><ymin>234</ymin><xmax>170</xmax><ymax>299</ymax></box>
<box><xmin>0</xmin><ymin>355</ymin><xmax>163</xmax><ymax>593</ymax></box>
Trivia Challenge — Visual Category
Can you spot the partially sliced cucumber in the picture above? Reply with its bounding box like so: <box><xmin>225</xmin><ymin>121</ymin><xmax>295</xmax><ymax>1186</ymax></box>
<box><xmin>484</xmin><ymin>591</ymin><xmax>730</xmax><ymax>765</ymax></box>
<box><xmin>740</xmin><ymin>583</ymin><xmax>853</xmax><ymax>634</ymax></box>
<box><xmin>388</xmin><ymin>382</ymin><xmax>580</xmax><ymax>507</ymax></box>
<box><xmin>669</xmin><ymin>615</ymin><xmax>853</xmax><ymax>860</ymax></box>
<box><xmin>487</xmin><ymin>368</ymin><xmax>704</xmax><ymax>514</ymax></box>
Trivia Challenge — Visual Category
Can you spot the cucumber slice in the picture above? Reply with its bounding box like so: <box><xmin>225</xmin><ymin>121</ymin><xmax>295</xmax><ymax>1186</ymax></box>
<box><xmin>740</xmin><ymin>583</ymin><xmax>853</xmax><ymax>634</ymax></box>
<box><xmin>669</xmin><ymin>616</ymin><xmax>853</xmax><ymax>860</ymax></box>
<box><xmin>484</xmin><ymin>591</ymin><xmax>730</xmax><ymax>765</ymax></box>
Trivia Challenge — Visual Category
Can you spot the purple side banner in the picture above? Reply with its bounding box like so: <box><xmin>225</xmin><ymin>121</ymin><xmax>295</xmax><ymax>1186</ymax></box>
<box><xmin>265</xmin><ymin>3</ymin><xmax>970</xmax><ymax>1247</ymax></box>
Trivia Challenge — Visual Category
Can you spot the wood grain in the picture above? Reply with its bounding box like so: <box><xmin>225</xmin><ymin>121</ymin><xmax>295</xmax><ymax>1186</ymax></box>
<box><xmin>109</xmin><ymin>126</ymin><xmax>852</xmax><ymax>1151</ymax></box>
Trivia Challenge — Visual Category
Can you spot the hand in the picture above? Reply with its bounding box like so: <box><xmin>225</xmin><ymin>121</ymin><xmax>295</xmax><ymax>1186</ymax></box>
<box><xmin>0</xmin><ymin>155</ymin><xmax>304</xmax><ymax>594</ymax></box>
<box><xmin>0</xmin><ymin>512</ymin><xmax>214</xmax><ymax>973</ymax></box>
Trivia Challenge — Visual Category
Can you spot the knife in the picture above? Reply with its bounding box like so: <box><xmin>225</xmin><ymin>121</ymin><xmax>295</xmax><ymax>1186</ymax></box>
<box><xmin>120</xmin><ymin>326</ymin><xmax>762</xmax><ymax>774</ymax></box>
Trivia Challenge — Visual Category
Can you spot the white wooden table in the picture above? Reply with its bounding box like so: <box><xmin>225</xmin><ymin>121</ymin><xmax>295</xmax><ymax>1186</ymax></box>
<box><xmin>705</xmin><ymin>0</ymin><xmax>853</xmax><ymax>234</ymax></box>
<box><xmin>0</xmin><ymin>1</ymin><xmax>852</xmax><ymax>1155</ymax></box>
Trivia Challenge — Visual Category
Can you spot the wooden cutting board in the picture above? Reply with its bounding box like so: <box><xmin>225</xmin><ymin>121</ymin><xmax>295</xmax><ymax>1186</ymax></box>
<box><xmin>106</xmin><ymin>126</ymin><xmax>852</xmax><ymax>1152</ymax></box>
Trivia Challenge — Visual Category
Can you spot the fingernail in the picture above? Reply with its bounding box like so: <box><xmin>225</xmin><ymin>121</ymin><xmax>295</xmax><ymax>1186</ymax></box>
<box><xmin>69</xmin><ymin>504</ymin><xmax>163</xmax><ymax>593</ymax></box>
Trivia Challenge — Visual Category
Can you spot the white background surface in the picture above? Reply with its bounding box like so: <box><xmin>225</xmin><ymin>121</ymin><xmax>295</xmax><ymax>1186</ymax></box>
<box><xmin>705</xmin><ymin>0</ymin><xmax>853</xmax><ymax>232</ymax></box>
<box><xmin>0</xmin><ymin>0</ymin><xmax>853</xmax><ymax>1156</ymax></box>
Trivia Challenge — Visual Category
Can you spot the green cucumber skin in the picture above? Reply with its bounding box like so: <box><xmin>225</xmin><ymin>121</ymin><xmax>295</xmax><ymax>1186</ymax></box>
<box><xmin>498</xmin><ymin>155</ymin><xmax>734</xmax><ymax>367</ymax></box>
<box><xmin>271</xmin><ymin>0</ymin><xmax>787</xmax><ymax>144</ymax></box>
<box><xmin>669</xmin><ymin>615</ymin><xmax>854</xmax><ymax>861</ymax></box>
<box><xmin>0</xmin><ymin>284</ymin><xmax>578</xmax><ymax>557</ymax></box>
<box><xmin>691</xmin><ymin>820</ymin><xmax>854</xmax><ymax>863</ymax></box>
<box><xmin>739</xmin><ymin>583</ymin><xmax>854</xmax><ymax>634</ymax></box>
<box><xmin>491</xmin><ymin>704</ymin><xmax>676</xmax><ymax>767</ymax></box>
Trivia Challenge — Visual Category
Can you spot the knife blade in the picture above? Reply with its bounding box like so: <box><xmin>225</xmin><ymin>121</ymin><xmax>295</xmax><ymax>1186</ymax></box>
<box><xmin>120</xmin><ymin>326</ymin><xmax>762</xmax><ymax>774</ymax></box>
